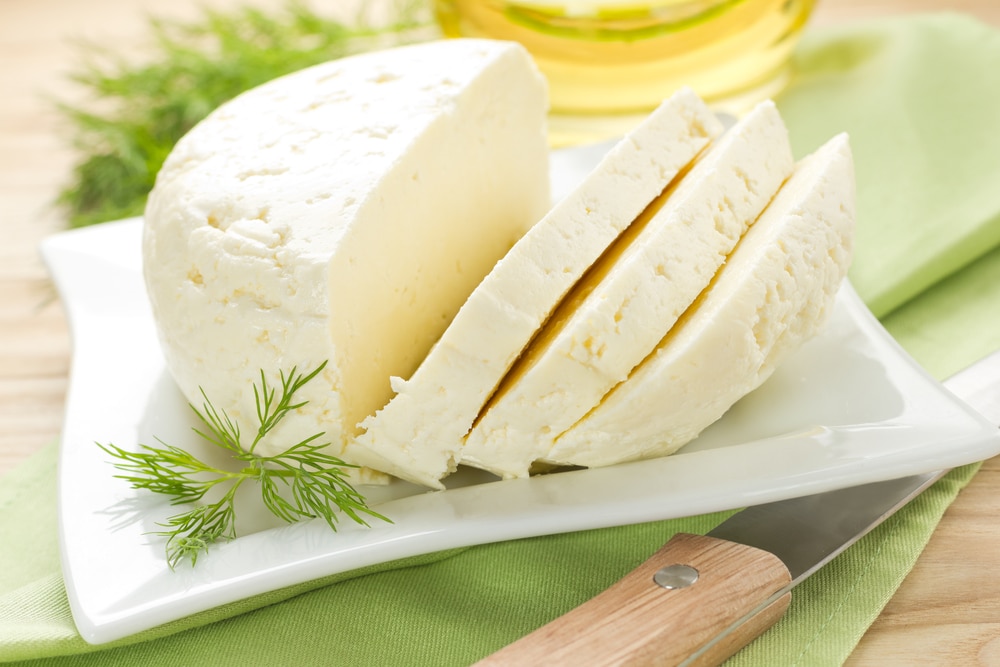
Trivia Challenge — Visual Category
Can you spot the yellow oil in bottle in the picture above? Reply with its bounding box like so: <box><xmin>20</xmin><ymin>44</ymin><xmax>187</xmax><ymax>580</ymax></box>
<box><xmin>435</xmin><ymin>0</ymin><xmax>814</xmax><ymax>144</ymax></box>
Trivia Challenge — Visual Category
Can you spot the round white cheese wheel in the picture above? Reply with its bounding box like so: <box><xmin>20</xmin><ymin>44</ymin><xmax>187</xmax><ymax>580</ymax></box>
<box><xmin>143</xmin><ymin>39</ymin><xmax>550</xmax><ymax>483</ymax></box>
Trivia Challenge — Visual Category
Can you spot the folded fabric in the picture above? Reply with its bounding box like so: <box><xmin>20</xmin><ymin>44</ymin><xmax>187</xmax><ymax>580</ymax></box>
<box><xmin>777</xmin><ymin>13</ymin><xmax>1000</xmax><ymax>320</ymax></box>
<box><xmin>3</xmin><ymin>11</ymin><xmax>1000</xmax><ymax>666</ymax></box>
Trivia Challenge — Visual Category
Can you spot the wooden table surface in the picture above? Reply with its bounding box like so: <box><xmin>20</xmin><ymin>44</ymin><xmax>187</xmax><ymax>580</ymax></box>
<box><xmin>3</xmin><ymin>0</ymin><xmax>1000</xmax><ymax>663</ymax></box>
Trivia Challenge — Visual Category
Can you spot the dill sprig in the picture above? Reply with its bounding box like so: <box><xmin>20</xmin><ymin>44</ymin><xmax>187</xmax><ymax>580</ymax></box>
<box><xmin>99</xmin><ymin>361</ymin><xmax>390</xmax><ymax>569</ymax></box>
<box><xmin>58</xmin><ymin>0</ymin><xmax>435</xmax><ymax>227</ymax></box>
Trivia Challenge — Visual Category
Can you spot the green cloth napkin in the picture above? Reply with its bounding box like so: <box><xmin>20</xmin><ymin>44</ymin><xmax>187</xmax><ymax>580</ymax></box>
<box><xmin>4</xmin><ymin>11</ymin><xmax>1000</xmax><ymax>666</ymax></box>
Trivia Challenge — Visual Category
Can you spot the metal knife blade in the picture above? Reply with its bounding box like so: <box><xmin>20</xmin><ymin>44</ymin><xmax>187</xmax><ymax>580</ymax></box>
<box><xmin>708</xmin><ymin>345</ymin><xmax>1000</xmax><ymax>587</ymax></box>
<box><xmin>477</xmin><ymin>349</ymin><xmax>1000</xmax><ymax>667</ymax></box>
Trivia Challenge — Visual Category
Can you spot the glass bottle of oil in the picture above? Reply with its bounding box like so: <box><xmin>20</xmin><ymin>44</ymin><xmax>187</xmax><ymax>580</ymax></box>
<box><xmin>435</xmin><ymin>0</ymin><xmax>814</xmax><ymax>144</ymax></box>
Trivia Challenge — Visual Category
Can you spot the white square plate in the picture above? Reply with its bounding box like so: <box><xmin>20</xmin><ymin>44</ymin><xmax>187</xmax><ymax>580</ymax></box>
<box><xmin>43</xmin><ymin>143</ymin><xmax>1000</xmax><ymax>645</ymax></box>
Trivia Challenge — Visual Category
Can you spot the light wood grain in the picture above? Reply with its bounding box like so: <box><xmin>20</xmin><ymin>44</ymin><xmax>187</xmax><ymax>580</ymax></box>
<box><xmin>2</xmin><ymin>1</ymin><xmax>999</xmax><ymax>663</ymax></box>
<box><xmin>478</xmin><ymin>533</ymin><xmax>792</xmax><ymax>665</ymax></box>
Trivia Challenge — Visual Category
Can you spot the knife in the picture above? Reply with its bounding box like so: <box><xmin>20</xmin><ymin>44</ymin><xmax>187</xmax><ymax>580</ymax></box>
<box><xmin>477</xmin><ymin>348</ymin><xmax>1000</xmax><ymax>666</ymax></box>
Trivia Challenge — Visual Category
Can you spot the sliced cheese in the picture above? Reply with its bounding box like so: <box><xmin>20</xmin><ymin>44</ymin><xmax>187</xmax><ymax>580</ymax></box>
<box><xmin>549</xmin><ymin>134</ymin><xmax>856</xmax><ymax>467</ymax></box>
<box><xmin>143</xmin><ymin>39</ymin><xmax>550</xmax><ymax>484</ymax></box>
<box><xmin>462</xmin><ymin>100</ymin><xmax>794</xmax><ymax>479</ymax></box>
<box><xmin>356</xmin><ymin>87</ymin><xmax>723</xmax><ymax>487</ymax></box>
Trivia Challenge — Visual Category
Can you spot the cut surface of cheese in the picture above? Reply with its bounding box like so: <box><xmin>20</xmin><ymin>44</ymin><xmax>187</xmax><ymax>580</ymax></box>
<box><xmin>549</xmin><ymin>134</ymin><xmax>856</xmax><ymax>467</ymax></box>
<box><xmin>461</xmin><ymin>101</ymin><xmax>794</xmax><ymax>479</ymax></box>
<box><xmin>142</xmin><ymin>39</ymin><xmax>550</xmax><ymax>485</ymax></box>
<box><xmin>356</xmin><ymin>87</ymin><xmax>723</xmax><ymax>487</ymax></box>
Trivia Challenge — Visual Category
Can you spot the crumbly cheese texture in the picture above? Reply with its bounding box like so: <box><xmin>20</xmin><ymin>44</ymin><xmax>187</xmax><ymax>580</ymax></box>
<box><xmin>549</xmin><ymin>134</ymin><xmax>856</xmax><ymax>467</ymax></box>
<box><xmin>461</xmin><ymin>101</ymin><xmax>794</xmax><ymax>479</ymax></box>
<box><xmin>142</xmin><ymin>39</ymin><xmax>550</xmax><ymax>485</ymax></box>
<box><xmin>355</xmin><ymin>88</ymin><xmax>722</xmax><ymax>487</ymax></box>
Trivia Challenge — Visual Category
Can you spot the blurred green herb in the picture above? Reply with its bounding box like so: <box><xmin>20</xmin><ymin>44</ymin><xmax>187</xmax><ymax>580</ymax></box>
<box><xmin>57</xmin><ymin>1</ymin><xmax>434</xmax><ymax>227</ymax></box>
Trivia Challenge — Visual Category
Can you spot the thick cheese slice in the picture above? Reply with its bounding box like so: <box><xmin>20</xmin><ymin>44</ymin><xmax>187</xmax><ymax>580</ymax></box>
<box><xmin>143</xmin><ymin>39</ymin><xmax>550</xmax><ymax>484</ymax></box>
<box><xmin>356</xmin><ymin>88</ymin><xmax>722</xmax><ymax>487</ymax></box>
<box><xmin>549</xmin><ymin>134</ymin><xmax>856</xmax><ymax>467</ymax></box>
<box><xmin>461</xmin><ymin>101</ymin><xmax>794</xmax><ymax>479</ymax></box>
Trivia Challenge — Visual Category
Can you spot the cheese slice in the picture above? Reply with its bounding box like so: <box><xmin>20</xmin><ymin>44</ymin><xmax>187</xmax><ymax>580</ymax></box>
<box><xmin>356</xmin><ymin>87</ymin><xmax>723</xmax><ymax>487</ymax></box>
<box><xmin>462</xmin><ymin>100</ymin><xmax>794</xmax><ymax>479</ymax></box>
<box><xmin>143</xmin><ymin>39</ymin><xmax>550</xmax><ymax>484</ymax></box>
<box><xmin>548</xmin><ymin>134</ymin><xmax>856</xmax><ymax>467</ymax></box>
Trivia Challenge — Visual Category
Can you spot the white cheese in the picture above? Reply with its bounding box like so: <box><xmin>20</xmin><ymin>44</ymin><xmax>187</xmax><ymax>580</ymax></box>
<box><xmin>356</xmin><ymin>87</ymin><xmax>722</xmax><ymax>487</ymax></box>
<box><xmin>549</xmin><ymin>134</ymin><xmax>856</xmax><ymax>467</ymax></box>
<box><xmin>142</xmin><ymin>39</ymin><xmax>550</xmax><ymax>485</ymax></box>
<box><xmin>462</xmin><ymin>101</ymin><xmax>794</xmax><ymax>479</ymax></box>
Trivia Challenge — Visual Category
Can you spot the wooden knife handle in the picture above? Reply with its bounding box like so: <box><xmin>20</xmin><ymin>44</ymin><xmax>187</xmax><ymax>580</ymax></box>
<box><xmin>476</xmin><ymin>533</ymin><xmax>792</xmax><ymax>666</ymax></box>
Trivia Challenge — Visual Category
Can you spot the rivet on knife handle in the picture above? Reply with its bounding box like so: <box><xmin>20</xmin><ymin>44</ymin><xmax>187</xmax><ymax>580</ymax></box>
<box><xmin>476</xmin><ymin>533</ymin><xmax>791</xmax><ymax>666</ymax></box>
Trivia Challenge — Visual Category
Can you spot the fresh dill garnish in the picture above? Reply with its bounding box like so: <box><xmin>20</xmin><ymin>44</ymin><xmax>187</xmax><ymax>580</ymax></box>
<box><xmin>99</xmin><ymin>361</ymin><xmax>390</xmax><ymax>569</ymax></box>
<box><xmin>57</xmin><ymin>0</ymin><xmax>435</xmax><ymax>227</ymax></box>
